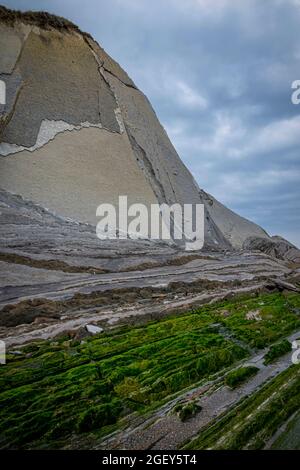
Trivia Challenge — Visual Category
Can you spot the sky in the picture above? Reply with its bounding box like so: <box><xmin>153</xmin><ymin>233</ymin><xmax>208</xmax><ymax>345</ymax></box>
<box><xmin>3</xmin><ymin>0</ymin><xmax>300</xmax><ymax>246</ymax></box>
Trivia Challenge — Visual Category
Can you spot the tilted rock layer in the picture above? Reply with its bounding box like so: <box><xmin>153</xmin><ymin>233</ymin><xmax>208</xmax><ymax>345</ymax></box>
<box><xmin>0</xmin><ymin>6</ymin><xmax>297</xmax><ymax>255</ymax></box>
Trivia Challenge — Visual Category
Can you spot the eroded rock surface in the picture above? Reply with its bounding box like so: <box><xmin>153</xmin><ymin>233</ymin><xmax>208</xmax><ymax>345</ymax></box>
<box><xmin>243</xmin><ymin>236</ymin><xmax>300</xmax><ymax>265</ymax></box>
<box><xmin>0</xmin><ymin>7</ymin><xmax>299</xmax><ymax>347</ymax></box>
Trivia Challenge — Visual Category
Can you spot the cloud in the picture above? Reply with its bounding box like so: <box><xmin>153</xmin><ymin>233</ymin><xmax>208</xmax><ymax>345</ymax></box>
<box><xmin>244</xmin><ymin>115</ymin><xmax>300</xmax><ymax>156</ymax></box>
<box><xmin>173</xmin><ymin>80</ymin><xmax>208</xmax><ymax>109</ymax></box>
<box><xmin>174</xmin><ymin>114</ymin><xmax>300</xmax><ymax>162</ymax></box>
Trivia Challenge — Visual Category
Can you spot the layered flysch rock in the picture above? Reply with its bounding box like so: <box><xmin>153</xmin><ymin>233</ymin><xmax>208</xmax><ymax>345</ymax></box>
<box><xmin>0</xmin><ymin>7</ymin><xmax>300</xmax><ymax>351</ymax></box>
<box><xmin>0</xmin><ymin>6</ymin><xmax>297</xmax><ymax>257</ymax></box>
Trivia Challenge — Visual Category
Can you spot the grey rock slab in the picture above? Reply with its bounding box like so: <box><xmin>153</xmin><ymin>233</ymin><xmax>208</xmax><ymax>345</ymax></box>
<box><xmin>1</xmin><ymin>28</ymin><xmax>119</xmax><ymax>148</ymax></box>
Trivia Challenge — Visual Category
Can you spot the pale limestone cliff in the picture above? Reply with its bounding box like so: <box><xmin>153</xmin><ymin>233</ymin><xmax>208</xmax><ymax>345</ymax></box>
<box><xmin>0</xmin><ymin>6</ymin><xmax>289</xmax><ymax>253</ymax></box>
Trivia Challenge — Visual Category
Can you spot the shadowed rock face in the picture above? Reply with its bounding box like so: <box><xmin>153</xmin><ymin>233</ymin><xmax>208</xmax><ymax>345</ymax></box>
<box><xmin>0</xmin><ymin>5</ymin><xmax>294</xmax><ymax>253</ymax></box>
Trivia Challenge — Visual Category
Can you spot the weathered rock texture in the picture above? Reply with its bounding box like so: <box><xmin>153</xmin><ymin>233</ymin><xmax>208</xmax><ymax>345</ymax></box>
<box><xmin>243</xmin><ymin>236</ymin><xmax>300</xmax><ymax>265</ymax></box>
<box><xmin>0</xmin><ymin>6</ymin><xmax>298</xmax><ymax>256</ymax></box>
<box><xmin>0</xmin><ymin>7</ymin><xmax>300</xmax><ymax>349</ymax></box>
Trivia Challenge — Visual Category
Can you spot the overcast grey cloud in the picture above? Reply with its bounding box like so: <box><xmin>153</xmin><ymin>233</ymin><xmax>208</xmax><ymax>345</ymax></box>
<box><xmin>3</xmin><ymin>0</ymin><xmax>300</xmax><ymax>246</ymax></box>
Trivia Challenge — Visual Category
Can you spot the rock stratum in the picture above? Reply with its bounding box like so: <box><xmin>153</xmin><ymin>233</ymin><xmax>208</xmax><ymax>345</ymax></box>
<box><xmin>0</xmin><ymin>7</ymin><xmax>300</xmax><ymax>452</ymax></box>
<box><xmin>0</xmin><ymin>6</ymin><xmax>299</xmax><ymax>346</ymax></box>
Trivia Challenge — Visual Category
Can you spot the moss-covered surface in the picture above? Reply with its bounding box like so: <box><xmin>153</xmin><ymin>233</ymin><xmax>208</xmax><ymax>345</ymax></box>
<box><xmin>0</xmin><ymin>292</ymin><xmax>299</xmax><ymax>449</ymax></box>
<box><xmin>173</xmin><ymin>401</ymin><xmax>202</xmax><ymax>422</ymax></box>
<box><xmin>211</xmin><ymin>291</ymin><xmax>300</xmax><ymax>348</ymax></box>
<box><xmin>184</xmin><ymin>365</ymin><xmax>300</xmax><ymax>450</ymax></box>
<box><xmin>225</xmin><ymin>366</ymin><xmax>259</xmax><ymax>389</ymax></box>
<box><xmin>264</xmin><ymin>339</ymin><xmax>292</xmax><ymax>365</ymax></box>
<box><xmin>270</xmin><ymin>410</ymin><xmax>300</xmax><ymax>449</ymax></box>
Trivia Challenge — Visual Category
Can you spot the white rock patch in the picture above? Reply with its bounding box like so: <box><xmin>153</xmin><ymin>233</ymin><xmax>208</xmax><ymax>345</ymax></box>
<box><xmin>0</xmin><ymin>119</ymin><xmax>103</xmax><ymax>156</ymax></box>
<box><xmin>85</xmin><ymin>324</ymin><xmax>104</xmax><ymax>335</ymax></box>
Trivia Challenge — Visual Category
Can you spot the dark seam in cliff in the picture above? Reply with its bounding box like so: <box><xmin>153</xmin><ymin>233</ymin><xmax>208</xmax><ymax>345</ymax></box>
<box><xmin>82</xmin><ymin>35</ymin><xmax>137</xmax><ymax>91</ymax></box>
<box><xmin>101</xmin><ymin>66</ymin><xmax>137</xmax><ymax>90</ymax></box>
<box><xmin>125</xmin><ymin>125</ymin><xmax>168</xmax><ymax>205</ymax></box>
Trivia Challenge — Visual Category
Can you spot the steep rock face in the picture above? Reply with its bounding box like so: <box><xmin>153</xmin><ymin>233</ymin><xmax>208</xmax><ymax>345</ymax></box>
<box><xmin>201</xmin><ymin>191</ymin><xmax>269</xmax><ymax>249</ymax></box>
<box><xmin>0</xmin><ymin>6</ymin><xmax>273</xmax><ymax>250</ymax></box>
